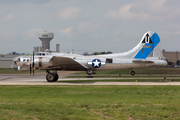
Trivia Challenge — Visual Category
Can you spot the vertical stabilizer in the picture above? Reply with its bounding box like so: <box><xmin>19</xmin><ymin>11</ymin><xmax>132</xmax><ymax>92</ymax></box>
<box><xmin>133</xmin><ymin>32</ymin><xmax>161</xmax><ymax>59</ymax></box>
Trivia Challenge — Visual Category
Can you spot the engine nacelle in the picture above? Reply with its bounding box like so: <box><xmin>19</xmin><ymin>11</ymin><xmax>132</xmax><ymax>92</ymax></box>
<box><xmin>34</xmin><ymin>57</ymin><xmax>52</xmax><ymax>69</ymax></box>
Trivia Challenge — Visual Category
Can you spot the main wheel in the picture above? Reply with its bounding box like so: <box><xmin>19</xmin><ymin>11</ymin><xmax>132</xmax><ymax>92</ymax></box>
<box><xmin>86</xmin><ymin>70</ymin><xmax>93</xmax><ymax>75</ymax></box>
<box><xmin>130</xmin><ymin>71</ymin><xmax>135</xmax><ymax>76</ymax></box>
<box><xmin>46</xmin><ymin>73</ymin><xmax>55</xmax><ymax>82</ymax></box>
<box><xmin>54</xmin><ymin>73</ymin><xmax>59</xmax><ymax>82</ymax></box>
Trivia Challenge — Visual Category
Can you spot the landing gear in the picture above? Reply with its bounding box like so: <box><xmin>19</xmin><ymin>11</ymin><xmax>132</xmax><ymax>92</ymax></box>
<box><xmin>46</xmin><ymin>70</ymin><xmax>59</xmax><ymax>82</ymax></box>
<box><xmin>86</xmin><ymin>69</ymin><xmax>93</xmax><ymax>75</ymax></box>
<box><xmin>54</xmin><ymin>73</ymin><xmax>59</xmax><ymax>82</ymax></box>
<box><xmin>130</xmin><ymin>71</ymin><xmax>135</xmax><ymax>76</ymax></box>
<box><xmin>46</xmin><ymin>73</ymin><xmax>55</xmax><ymax>82</ymax></box>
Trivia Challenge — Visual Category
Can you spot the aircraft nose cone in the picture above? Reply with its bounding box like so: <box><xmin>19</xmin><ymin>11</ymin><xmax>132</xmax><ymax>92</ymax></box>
<box><xmin>12</xmin><ymin>57</ymin><xmax>18</xmax><ymax>66</ymax></box>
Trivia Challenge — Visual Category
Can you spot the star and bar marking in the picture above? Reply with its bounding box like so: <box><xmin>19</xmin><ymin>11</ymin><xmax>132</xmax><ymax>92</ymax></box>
<box><xmin>87</xmin><ymin>59</ymin><xmax>106</xmax><ymax>68</ymax></box>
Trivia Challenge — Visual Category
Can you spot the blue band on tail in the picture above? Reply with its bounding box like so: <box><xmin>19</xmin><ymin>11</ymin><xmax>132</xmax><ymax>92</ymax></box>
<box><xmin>134</xmin><ymin>32</ymin><xmax>160</xmax><ymax>59</ymax></box>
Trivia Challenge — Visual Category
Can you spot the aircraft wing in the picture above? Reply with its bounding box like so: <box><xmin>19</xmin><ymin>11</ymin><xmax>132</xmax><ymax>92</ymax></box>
<box><xmin>49</xmin><ymin>56</ymin><xmax>87</xmax><ymax>70</ymax></box>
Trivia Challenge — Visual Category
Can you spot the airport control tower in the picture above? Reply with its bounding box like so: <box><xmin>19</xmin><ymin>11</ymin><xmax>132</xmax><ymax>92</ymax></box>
<box><xmin>38</xmin><ymin>31</ymin><xmax>54</xmax><ymax>52</ymax></box>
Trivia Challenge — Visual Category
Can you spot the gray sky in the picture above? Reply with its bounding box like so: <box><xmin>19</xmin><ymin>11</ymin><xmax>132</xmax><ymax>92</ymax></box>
<box><xmin>0</xmin><ymin>0</ymin><xmax>180</xmax><ymax>54</ymax></box>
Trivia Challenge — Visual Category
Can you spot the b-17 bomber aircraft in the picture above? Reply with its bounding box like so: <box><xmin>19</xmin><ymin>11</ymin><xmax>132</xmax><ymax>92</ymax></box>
<box><xmin>13</xmin><ymin>31</ymin><xmax>167</xmax><ymax>82</ymax></box>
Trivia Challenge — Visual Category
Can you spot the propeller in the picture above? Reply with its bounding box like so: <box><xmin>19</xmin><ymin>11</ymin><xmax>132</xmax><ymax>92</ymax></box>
<box><xmin>30</xmin><ymin>50</ymin><xmax>35</xmax><ymax>75</ymax></box>
<box><xmin>30</xmin><ymin>62</ymin><xmax>31</xmax><ymax>75</ymax></box>
<box><xmin>33</xmin><ymin>50</ymin><xmax>35</xmax><ymax>75</ymax></box>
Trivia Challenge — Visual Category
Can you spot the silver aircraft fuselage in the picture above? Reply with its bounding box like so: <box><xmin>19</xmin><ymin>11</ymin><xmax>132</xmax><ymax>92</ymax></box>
<box><xmin>14</xmin><ymin>52</ymin><xmax>167</xmax><ymax>71</ymax></box>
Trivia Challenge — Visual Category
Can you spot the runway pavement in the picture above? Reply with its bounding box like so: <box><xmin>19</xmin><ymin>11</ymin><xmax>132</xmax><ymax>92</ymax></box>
<box><xmin>0</xmin><ymin>74</ymin><xmax>180</xmax><ymax>85</ymax></box>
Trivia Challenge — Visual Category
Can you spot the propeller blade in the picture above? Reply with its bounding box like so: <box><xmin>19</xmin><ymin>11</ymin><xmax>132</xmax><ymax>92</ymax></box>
<box><xmin>33</xmin><ymin>50</ymin><xmax>34</xmax><ymax>68</ymax></box>
<box><xmin>33</xmin><ymin>69</ymin><xmax>34</xmax><ymax>76</ymax></box>
<box><xmin>32</xmin><ymin>50</ymin><xmax>35</xmax><ymax>76</ymax></box>
<box><xmin>30</xmin><ymin>63</ymin><xmax>31</xmax><ymax>75</ymax></box>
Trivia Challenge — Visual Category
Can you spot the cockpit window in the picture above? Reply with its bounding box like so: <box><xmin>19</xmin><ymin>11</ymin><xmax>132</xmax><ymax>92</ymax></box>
<box><xmin>36</xmin><ymin>53</ymin><xmax>46</xmax><ymax>56</ymax></box>
<box><xmin>36</xmin><ymin>53</ymin><xmax>41</xmax><ymax>56</ymax></box>
<box><xmin>23</xmin><ymin>59</ymin><xmax>26</xmax><ymax>62</ymax></box>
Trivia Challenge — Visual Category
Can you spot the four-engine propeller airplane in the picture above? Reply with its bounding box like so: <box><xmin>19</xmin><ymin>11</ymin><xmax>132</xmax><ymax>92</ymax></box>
<box><xmin>13</xmin><ymin>31</ymin><xmax>167</xmax><ymax>82</ymax></box>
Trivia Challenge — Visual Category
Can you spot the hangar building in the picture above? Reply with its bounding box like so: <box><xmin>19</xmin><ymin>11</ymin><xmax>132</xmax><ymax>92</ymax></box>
<box><xmin>0</xmin><ymin>54</ymin><xmax>19</xmax><ymax>68</ymax></box>
<box><xmin>162</xmin><ymin>51</ymin><xmax>180</xmax><ymax>66</ymax></box>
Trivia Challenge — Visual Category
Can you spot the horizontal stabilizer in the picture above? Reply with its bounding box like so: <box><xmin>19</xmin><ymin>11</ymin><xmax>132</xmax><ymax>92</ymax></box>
<box><xmin>132</xmin><ymin>60</ymin><xmax>154</xmax><ymax>63</ymax></box>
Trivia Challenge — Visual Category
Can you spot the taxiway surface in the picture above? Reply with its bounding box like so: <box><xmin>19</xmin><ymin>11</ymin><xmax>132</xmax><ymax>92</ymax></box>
<box><xmin>0</xmin><ymin>74</ymin><xmax>180</xmax><ymax>85</ymax></box>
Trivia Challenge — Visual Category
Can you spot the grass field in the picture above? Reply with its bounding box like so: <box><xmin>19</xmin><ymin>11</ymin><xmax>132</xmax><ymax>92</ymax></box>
<box><xmin>0</xmin><ymin>85</ymin><xmax>180</xmax><ymax>120</ymax></box>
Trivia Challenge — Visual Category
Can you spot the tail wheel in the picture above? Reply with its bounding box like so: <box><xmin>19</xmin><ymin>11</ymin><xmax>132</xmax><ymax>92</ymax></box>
<box><xmin>130</xmin><ymin>71</ymin><xmax>135</xmax><ymax>76</ymax></box>
<box><xmin>46</xmin><ymin>73</ymin><xmax>55</xmax><ymax>82</ymax></box>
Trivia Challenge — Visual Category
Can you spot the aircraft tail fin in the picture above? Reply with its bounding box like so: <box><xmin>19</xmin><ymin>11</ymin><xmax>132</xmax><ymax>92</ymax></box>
<box><xmin>127</xmin><ymin>31</ymin><xmax>163</xmax><ymax>59</ymax></box>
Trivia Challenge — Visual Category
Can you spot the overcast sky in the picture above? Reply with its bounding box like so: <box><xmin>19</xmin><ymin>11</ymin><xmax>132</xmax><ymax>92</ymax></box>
<box><xmin>0</xmin><ymin>0</ymin><xmax>180</xmax><ymax>54</ymax></box>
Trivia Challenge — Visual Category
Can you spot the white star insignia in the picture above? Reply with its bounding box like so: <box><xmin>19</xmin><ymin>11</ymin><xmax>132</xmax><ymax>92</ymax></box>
<box><xmin>93</xmin><ymin>59</ymin><xmax>100</xmax><ymax>67</ymax></box>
